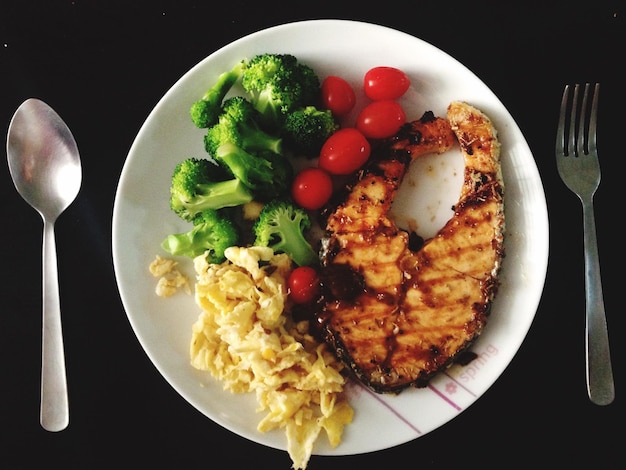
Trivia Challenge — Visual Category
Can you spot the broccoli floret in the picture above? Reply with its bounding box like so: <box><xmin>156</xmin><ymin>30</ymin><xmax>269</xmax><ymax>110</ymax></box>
<box><xmin>204</xmin><ymin>96</ymin><xmax>283</xmax><ymax>157</ymax></box>
<box><xmin>189</xmin><ymin>60</ymin><xmax>247</xmax><ymax>128</ymax></box>
<box><xmin>252</xmin><ymin>199</ymin><xmax>318</xmax><ymax>266</ymax></box>
<box><xmin>161</xmin><ymin>210</ymin><xmax>238</xmax><ymax>263</ymax></box>
<box><xmin>213</xmin><ymin>143</ymin><xmax>293</xmax><ymax>201</ymax></box>
<box><xmin>241</xmin><ymin>53</ymin><xmax>321</xmax><ymax>130</ymax></box>
<box><xmin>282</xmin><ymin>106</ymin><xmax>339</xmax><ymax>158</ymax></box>
<box><xmin>169</xmin><ymin>157</ymin><xmax>254</xmax><ymax>222</ymax></box>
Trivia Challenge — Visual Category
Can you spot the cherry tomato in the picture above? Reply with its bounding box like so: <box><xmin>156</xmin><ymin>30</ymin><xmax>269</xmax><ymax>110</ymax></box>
<box><xmin>318</xmin><ymin>128</ymin><xmax>371</xmax><ymax>175</ymax></box>
<box><xmin>291</xmin><ymin>167</ymin><xmax>333</xmax><ymax>210</ymax></box>
<box><xmin>321</xmin><ymin>75</ymin><xmax>356</xmax><ymax>116</ymax></box>
<box><xmin>356</xmin><ymin>100</ymin><xmax>406</xmax><ymax>139</ymax></box>
<box><xmin>363</xmin><ymin>66</ymin><xmax>411</xmax><ymax>101</ymax></box>
<box><xmin>288</xmin><ymin>266</ymin><xmax>321</xmax><ymax>304</ymax></box>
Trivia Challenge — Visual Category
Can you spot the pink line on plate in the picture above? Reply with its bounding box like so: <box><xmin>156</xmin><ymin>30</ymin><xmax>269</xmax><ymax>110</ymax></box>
<box><xmin>427</xmin><ymin>382</ymin><xmax>462</xmax><ymax>411</ymax></box>
<box><xmin>359</xmin><ymin>383</ymin><xmax>422</xmax><ymax>436</ymax></box>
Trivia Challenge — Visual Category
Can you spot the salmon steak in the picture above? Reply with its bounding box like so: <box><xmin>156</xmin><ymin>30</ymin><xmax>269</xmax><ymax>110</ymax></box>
<box><xmin>315</xmin><ymin>102</ymin><xmax>505</xmax><ymax>394</ymax></box>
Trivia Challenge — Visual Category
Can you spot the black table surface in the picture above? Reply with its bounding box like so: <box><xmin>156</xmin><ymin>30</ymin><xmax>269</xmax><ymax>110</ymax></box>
<box><xmin>1</xmin><ymin>1</ymin><xmax>623</xmax><ymax>467</ymax></box>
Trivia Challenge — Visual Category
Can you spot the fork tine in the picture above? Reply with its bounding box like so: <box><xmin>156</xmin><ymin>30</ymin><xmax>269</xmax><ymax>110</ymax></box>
<box><xmin>557</xmin><ymin>84</ymin><xmax>570</xmax><ymax>155</ymax></box>
<box><xmin>569</xmin><ymin>84</ymin><xmax>580</xmax><ymax>157</ymax></box>
<box><xmin>577</xmin><ymin>84</ymin><xmax>589</xmax><ymax>156</ymax></box>
<box><xmin>588</xmin><ymin>83</ymin><xmax>599</xmax><ymax>155</ymax></box>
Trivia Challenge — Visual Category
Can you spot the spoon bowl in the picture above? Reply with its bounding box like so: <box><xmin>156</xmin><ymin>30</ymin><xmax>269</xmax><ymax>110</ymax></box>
<box><xmin>6</xmin><ymin>98</ymin><xmax>82</xmax><ymax>432</ymax></box>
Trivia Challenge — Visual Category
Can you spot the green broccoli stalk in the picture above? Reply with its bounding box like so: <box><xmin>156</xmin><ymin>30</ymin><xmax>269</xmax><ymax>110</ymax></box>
<box><xmin>189</xmin><ymin>59</ymin><xmax>247</xmax><ymax>128</ymax></box>
<box><xmin>257</xmin><ymin>150</ymin><xmax>293</xmax><ymax>200</ymax></box>
<box><xmin>161</xmin><ymin>210</ymin><xmax>238</xmax><ymax>263</ymax></box>
<box><xmin>213</xmin><ymin>143</ymin><xmax>292</xmax><ymax>201</ymax></box>
<box><xmin>253</xmin><ymin>199</ymin><xmax>318</xmax><ymax>266</ymax></box>
<box><xmin>241</xmin><ymin>53</ymin><xmax>321</xmax><ymax>130</ymax></box>
<box><xmin>204</xmin><ymin>96</ymin><xmax>283</xmax><ymax>157</ymax></box>
<box><xmin>282</xmin><ymin>106</ymin><xmax>339</xmax><ymax>158</ymax></box>
<box><xmin>169</xmin><ymin>157</ymin><xmax>253</xmax><ymax>222</ymax></box>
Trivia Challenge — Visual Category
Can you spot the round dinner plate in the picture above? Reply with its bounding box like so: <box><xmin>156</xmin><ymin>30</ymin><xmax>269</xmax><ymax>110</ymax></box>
<box><xmin>112</xmin><ymin>19</ymin><xmax>549</xmax><ymax>455</ymax></box>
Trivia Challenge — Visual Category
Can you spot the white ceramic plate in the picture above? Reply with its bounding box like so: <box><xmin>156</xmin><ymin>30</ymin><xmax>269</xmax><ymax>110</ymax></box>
<box><xmin>112</xmin><ymin>19</ymin><xmax>548</xmax><ymax>455</ymax></box>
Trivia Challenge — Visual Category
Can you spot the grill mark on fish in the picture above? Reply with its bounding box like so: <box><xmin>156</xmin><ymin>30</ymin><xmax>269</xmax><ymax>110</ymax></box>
<box><xmin>315</xmin><ymin>103</ymin><xmax>505</xmax><ymax>394</ymax></box>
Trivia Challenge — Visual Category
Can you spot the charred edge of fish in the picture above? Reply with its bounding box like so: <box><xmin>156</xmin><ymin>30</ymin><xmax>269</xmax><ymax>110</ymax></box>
<box><xmin>398</xmin><ymin>341</ymin><xmax>486</xmax><ymax>392</ymax></box>
<box><xmin>322</xmin><ymin>328</ymin><xmax>408</xmax><ymax>395</ymax></box>
<box><xmin>454</xmin><ymin>350</ymin><xmax>479</xmax><ymax>366</ymax></box>
<box><xmin>454</xmin><ymin>178</ymin><xmax>503</xmax><ymax>214</ymax></box>
<box><xmin>408</xmin><ymin>231</ymin><xmax>425</xmax><ymax>252</ymax></box>
<box><xmin>460</xmin><ymin>184</ymin><xmax>501</xmax><ymax>209</ymax></box>
<box><xmin>383</xmin><ymin>111</ymin><xmax>438</xmax><ymax>151</ymax></box>
<box><xmin>386</xmin><ymin>118</ymin><xmax>429</xmax><ymax>148</ymax></box>
<box><xmin>420</xmin><ymin>110</ymin><xmax>437</xmax><ymax>123</ymax></box>
<box><xmin>387</xmin><ymin>129</ymin><xmax>424</xmax><ymax>152</ymax></box>
<box><xmin>322</xmin><ymin>332</ymin><xmax>380</xmax><ymax>391</ymax></box>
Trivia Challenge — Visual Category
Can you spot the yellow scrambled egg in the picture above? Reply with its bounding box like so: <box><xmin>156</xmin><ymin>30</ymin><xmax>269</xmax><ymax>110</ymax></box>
<box><xmin>149</xmin><ymin>255</ymin><xmax>190</xmax><ymax>297</ymax></box>
<box><xmin>189</xmin><ymin>246</ymin><xmax>353</xmax><ymax>469</ymax></box>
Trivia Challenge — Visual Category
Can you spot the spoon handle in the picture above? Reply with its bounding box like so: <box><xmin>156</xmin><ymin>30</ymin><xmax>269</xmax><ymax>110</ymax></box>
<box><xmin>40</xmin><ymin>219</ymin><xmax>69</xmax><ymax>431</ymax></box>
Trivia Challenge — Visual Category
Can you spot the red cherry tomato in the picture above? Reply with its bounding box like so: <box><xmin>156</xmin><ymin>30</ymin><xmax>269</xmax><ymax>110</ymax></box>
<box><xmin>356</xmin><ymin>100</ymin><xmax>406</xmax><ymax>139</ymax></box>
<box><xmin>363</xmin><ymin>66</ymin><xmax>411</xmax><ymax>101</ymax></box>
<box><xmin>318</xmin><ymin>128</ymin><xmax>371</xmax><ymax>175</ymax></box>
<box><xmin>321</xmin><ymin>75</ymin><xmax>356</xmax><ymax>116</ymax></box>
<box><xmin>291</xmin><ymin>167</ymin><xmax>333</xmax><ymax>210</ymax></box>
<box><xmin>288</xmin><ymin>266</ymin><xmax>321</xmax><ymax>304</ymax></box>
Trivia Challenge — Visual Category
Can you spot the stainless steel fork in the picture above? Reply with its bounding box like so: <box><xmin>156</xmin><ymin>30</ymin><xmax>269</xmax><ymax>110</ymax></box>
<box><xmin>556</xmin><ymin>83</ymin><xmax>614</xmax><ymax>405</ymax></box>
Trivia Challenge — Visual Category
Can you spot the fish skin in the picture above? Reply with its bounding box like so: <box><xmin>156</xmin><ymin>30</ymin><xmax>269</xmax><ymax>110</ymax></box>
<box><xmin>317</xmin><ymin>104</ymin><xmax>504</xmax><ymax>393</ymax></box>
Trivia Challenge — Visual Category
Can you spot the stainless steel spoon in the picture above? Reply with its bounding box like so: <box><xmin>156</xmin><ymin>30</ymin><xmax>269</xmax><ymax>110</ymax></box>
<box><xmin>6</xmin><ymin>98</ymin><xmax>82</xmax><ymax>431</ymax></box>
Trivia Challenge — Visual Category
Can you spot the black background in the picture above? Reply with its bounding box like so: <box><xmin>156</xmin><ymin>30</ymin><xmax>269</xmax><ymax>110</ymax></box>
<box><xmin>1</xmin><ymin>1</ymin><xmax>623</xmax><ymax>467</ymax></box>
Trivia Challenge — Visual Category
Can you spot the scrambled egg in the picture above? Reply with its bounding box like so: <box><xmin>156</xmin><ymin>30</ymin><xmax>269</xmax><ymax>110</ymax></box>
<box><xmin>189</xmin><ymin>246</ymin><xmax>353</xmax><ymax>469</ymax></box>
<box><xmin>149</xmin><ymin>255</ymin><xmax>190</xmax><ymax>297</ymax></box>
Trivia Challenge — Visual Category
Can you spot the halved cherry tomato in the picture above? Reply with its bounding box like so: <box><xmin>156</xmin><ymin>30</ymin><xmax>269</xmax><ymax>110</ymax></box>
<box><xmin>291</xmin><ymin>167</ymin><xmax>333</xmax><ymax>210</ymax></box>
<box><xmin>363</xmin><ymin>66</ymin><xmax>411</xmax><ymax>101</ymax></box>
<box><xmin>288</xmin><ymin>266</ymin><xmax>321</xmax><ymax>304</ymax></box>
<box><xmin>321</xmin><ymin>75</ymin><xmax>356</xmax><ymax>116</ymax></box>
<box><xmin>318</xmin><ymin>128</ymin><xmax>371</xmax><ymax>175</ymax></box>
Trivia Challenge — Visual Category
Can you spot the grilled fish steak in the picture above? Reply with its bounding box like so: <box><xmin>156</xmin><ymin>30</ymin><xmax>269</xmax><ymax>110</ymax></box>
<box><xmin>316</xmin><ymin>103</ymin><xmax>504</xmax><ymax>393</ymax></box>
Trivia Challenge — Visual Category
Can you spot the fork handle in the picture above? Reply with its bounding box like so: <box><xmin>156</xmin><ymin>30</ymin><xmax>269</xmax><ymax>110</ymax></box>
<box><xmin>581</xmin><ymin>198</ymin><xmax>615</xmax><ymax>405</ymax></box>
